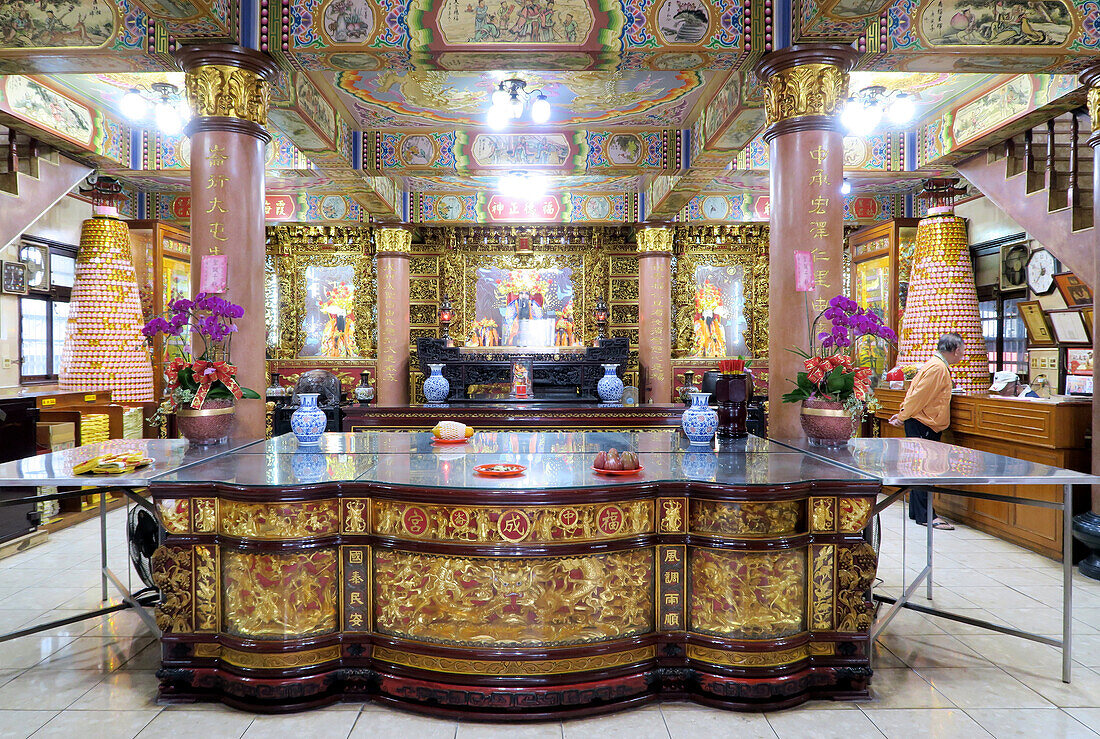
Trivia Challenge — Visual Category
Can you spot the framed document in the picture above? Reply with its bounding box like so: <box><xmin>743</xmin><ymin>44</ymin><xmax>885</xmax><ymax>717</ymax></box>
<box><xmin>1017</xmin><ymin>300</ymin><xmax>1056</xmax><ymax>346</ymax></box>
<box><xmin>1053</xmin><ymin>272</ymin><xmax>1092</xmax><ymax>307</ymax></box>
<box><xmin>1048</xmin><ymin>309</ymin><xmax>1090</xmax><ymax>345</ymax></box>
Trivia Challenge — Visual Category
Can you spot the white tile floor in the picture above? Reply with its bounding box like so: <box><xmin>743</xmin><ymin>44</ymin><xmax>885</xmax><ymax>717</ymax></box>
<box><xmin>0</xmin><ymin>502</ymin><xmax>1098</xmax><ymax>739</ymax></box>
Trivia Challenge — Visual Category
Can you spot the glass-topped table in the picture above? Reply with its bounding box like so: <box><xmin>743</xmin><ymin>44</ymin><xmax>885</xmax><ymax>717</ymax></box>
<box><xmin>0</xmin><ymin>430</ymin><xmax>1094</xmax><ymax>714</ymax></box>
<box><xmin>776</xmin><ymin>436</ymin><xmax>1099</xmax><ymax>685</ymax></box>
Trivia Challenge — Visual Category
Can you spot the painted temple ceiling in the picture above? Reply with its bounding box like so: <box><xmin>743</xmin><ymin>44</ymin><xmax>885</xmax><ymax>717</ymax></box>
<box><xmin>329</xmin><ymin>70</ymin><xmax>717</xmax><ymax>128</ymax></box>
<box><xmin>0</xmin><ymin>0</ymin><xmax>1092</xmax><ymax>223</ymax></box>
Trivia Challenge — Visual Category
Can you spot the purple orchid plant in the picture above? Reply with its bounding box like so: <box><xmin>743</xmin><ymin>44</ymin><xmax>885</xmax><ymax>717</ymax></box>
<box><xmin>142</xmin><ymin>293</ymin><xmax>259</xmax><ymax>407</ymax></box>
<box><xmin>814</xmin><ymin>295</ymin><xmax>897</xmax><ymax>355</ymax></box>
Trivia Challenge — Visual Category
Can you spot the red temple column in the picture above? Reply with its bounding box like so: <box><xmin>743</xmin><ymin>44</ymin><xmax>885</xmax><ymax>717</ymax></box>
<box><xmin>1074</xmin><ymin>67</ymin><xmax>1100</xmax><ymax>579</ymax></box>
<box><xmin>637</xmin><ymin>226</ymin><xmax>673</xmax><ymax>403</ymax></box>
<box><xmin>754</xmin><ymin>45</ymin><xmax>858</xmax><ymax>439</ymax></box>
<box><xmin>178</xmin><ymin>45</ymin><xmax>278</xmax><ymax>439</ymax></box>
<box><xmin>376</xmin><ymin>227</ymin><xmax>412</xmax><ymax>406</ymax></box>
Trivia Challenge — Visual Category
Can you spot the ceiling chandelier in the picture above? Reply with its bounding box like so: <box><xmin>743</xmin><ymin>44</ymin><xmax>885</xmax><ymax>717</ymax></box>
<box><xmin>841</xmin><ymin>86</ymin><xmax>915</xmax><ymax>137</ymax></box>
<box><xmin>497</xmin><ymin>172</ymin><xmax>549</xmax><ymax>200</ymax></box>
<box><xmin>487</xmin><ymin>78</ymin><xmax>551</xmax><ymax>129</ymax></box>
<box><xmin>120</xmin><ymin>82</ymin><xmax>192</xmax><ymax>136</ymax></box>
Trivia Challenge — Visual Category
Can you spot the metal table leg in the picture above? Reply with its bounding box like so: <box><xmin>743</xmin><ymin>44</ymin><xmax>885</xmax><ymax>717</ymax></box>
<box><xmin>99</xmin><ymin>488</ymin><xmax>109</xmax><ymax>603</ymax></box>
<box><xmin>1063</xmin><ymin>483</ymin><xmax>1073</xmax><ymax>683</ymax></box>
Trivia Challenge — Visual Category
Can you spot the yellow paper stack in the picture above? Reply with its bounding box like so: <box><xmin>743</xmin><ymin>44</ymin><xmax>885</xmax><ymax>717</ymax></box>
<box><xmin>122</xmin><ymin>407</ymin><xmax>144</xmax><ymax>439</ymax></box>
<box><xmin>79</xmin><ymin>413</ymin><xmax>110</xmax><ymax>446</ymax></box>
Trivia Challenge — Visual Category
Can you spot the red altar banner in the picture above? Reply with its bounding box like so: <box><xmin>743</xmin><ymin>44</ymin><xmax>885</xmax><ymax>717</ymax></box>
<box><xmin>171</xmin><ymin>195</ymin><xmax>298</xmax><ymax>221</ymax></box>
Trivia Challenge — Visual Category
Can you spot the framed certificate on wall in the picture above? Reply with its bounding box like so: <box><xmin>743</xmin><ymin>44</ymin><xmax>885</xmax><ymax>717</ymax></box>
<box><xmin>1048</xmin><ymin>310</ymin><xmax>1090</xmax><ymax>345</ymax></box>
<box><xmin>1017</xmin><ymin>300</ymin><xmax>1056</xmax><ymax>346</ymax></box>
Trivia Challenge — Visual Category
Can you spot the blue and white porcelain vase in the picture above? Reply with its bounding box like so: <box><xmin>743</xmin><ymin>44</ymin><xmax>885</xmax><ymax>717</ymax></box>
<box><xmin>597</xmin><ymin>363</ymin><xmax>624</xmax><ymax>402</ymax></box>
<box><xmin>291</xmin><ymin>393</ymin><xmax>326</xmax><ymax>446</ymax></box>
<box><xmin>423</xmin><ymin>363</ymin><xmax>450</xmax><ymax>403</ymax></box>
<box><xmin>681</xmin><ymin>392</ymin><xmax>718</xmax><ymax>446</ymax></box>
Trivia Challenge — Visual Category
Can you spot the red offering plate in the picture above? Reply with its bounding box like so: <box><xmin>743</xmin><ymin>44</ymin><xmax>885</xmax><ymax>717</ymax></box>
<box><xmin>592</xmin><ymin>466</ymin><xmax>645</xmax><ymax>476</ymax></box>
<box><xmin>431</xmin><ymin>435</ymin><xmax>474</xmax><ymax>445</ymax></box>
<box><xmin>474</xmin><ymin>463</ymin><xmax>526</xmax><ymax>477</ymax></box>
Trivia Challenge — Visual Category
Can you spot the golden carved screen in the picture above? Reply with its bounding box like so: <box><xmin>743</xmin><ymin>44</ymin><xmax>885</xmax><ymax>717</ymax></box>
<box><xmin>267</xmin><ymin>226</ymin><xmax>376</xmax><ymax>364</ymax></box>
<box><xmin>672</xmin><ymin>225</ymin><xmax>769</xmax><ymax>360</ymax></box>
<box><xmin>428</xmin><ymin>226</ymin><xmax>629</xmax><ymax>348</ymax></box>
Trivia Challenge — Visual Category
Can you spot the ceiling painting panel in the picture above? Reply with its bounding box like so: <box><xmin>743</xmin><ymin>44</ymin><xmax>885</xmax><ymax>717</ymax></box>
<box><xmin>0</xmin><ymin>0</ymin><xmax>166</xmax><ymax>74</ymax></box>
<box><xmin>330</xmin><ymin>70</ymin><xmax>711</xmax><ymax>128</ymax></box>
<box><xmin>284</xmin><ymin>0</ymin><xmax>750</xmax><ymax>70</ymax></box>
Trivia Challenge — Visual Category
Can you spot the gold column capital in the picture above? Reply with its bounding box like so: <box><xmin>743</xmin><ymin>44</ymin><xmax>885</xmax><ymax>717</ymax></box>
<box><xmin>636</xmin><ymin>226</ymin><xmax>673</xmax><ymax>254</ymax></box>
<box><xmin>375</xmin><ymin>227</ymin><xmax>413</xmax><ymax>254</ymax></box>
<box><xmin>1089</xmin><ymin>88</ymin><xmax>1099</xmax><ymax>129</ymax></box>
<box><xmin>176</xmin><ymin>45</ymin><xmax>278</xmax><ymax>135</ymax></box>
<box><xmin>754</xmin><ymin>44</ymin><xmax>858</xmax><ymax>136</ymax></box>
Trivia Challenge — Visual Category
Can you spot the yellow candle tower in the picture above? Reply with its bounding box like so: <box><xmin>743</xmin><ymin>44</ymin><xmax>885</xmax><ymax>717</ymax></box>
<box><xmin>59</xmin><ymin>214</ymin><xmax>155</xmax><ymax>403</ymax></box>
<box><xmin>895</xmin><ymin>207</ymin><xmax>987</xmax><ymax>394</ymax></box>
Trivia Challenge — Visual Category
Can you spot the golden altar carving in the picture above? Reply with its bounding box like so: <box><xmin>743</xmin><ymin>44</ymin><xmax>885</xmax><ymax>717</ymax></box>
<box><xmin>267</xmin><ymin>225</ymin><xmax>376</xmax><ymax>363</ymax></box>
<box><xmin>372</xmin><ymin>549</ymin><xmax>654</xmax><ymax>646</ymax></box>
<box><xmin>671</xmin><ymin>224</ymin><xmax>769</xmax><ymax>360</ymax></box>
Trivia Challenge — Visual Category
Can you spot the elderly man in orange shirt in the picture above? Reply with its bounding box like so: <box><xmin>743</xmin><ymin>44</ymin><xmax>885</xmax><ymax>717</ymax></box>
<box><xmin>889</xmin><ymin>332</ymin><xmax>966</xmax><ymax>530</ymax></box>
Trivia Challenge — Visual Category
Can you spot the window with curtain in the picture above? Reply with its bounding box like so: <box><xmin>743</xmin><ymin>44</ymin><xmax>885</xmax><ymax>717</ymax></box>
<box><xmin>18</xmin><ymin>238</ymin><xmax>75</xmax><ymax>383</ymax></box>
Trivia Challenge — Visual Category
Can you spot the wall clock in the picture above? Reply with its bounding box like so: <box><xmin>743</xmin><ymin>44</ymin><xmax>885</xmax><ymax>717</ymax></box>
<box><xmin>1026</xmin><ymin>249</ymin><xmax>1057</xmax><ymax>296</ymax></box>
<box><xmin>19</xmin><ymin>242</ymin><xmax>50</xmax><ymax>291</ymax></box>
<box><xmin>1</xmin><ymin>261</ymin><xmax>28</xmax><ymax>295</ymax></box>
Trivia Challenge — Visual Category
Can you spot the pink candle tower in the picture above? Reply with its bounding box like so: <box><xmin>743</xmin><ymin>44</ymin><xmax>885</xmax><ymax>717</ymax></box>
<box><xmin>895</xmin><ymin>206</ymin><xmax>987</xmax><ymax>394</ymax></box>
<box><xmin>59</xmin><ymin>215</ymin><xmax>154</xmax><ymax>403</ymax></box>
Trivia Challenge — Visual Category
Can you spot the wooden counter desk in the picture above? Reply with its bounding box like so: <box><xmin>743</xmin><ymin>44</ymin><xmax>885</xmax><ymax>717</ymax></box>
<box><xmin>874</xmin><ymin>388</ymin><xmax>1091</xmax><ymax>559</ymax></box>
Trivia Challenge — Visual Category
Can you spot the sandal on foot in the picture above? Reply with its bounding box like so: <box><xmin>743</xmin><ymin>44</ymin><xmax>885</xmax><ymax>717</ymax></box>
<box><xmin>931</xmin><ymin>518</ymin><xmax>954</xmax><ymax>530</ymax></box>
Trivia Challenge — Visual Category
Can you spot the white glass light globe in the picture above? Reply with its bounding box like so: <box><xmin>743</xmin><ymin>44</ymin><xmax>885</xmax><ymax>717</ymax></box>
<box><xmin>487</xmin><ymin>104</ymin><xmax>509</xmax><ymax>130</ymax></box>
<box><xmin>531</xmin><ymin>95</ymin><xmax>551</xmax><ymax>124</ymax></box>
<box><xmin>491</xmin><ymin>87</ymin><xmax>509</xmax><ymax>107</ymax></box>
<box><xmin>120</xmin><ymin>89</ymin><xmax>148</xmax><ymax>121</ymax></box>
<box><xmin>509</xmin><ymin>96</ymin><xmax>524</xmax><ymax>119</ymax></box>
<box><xmin>842</xmin><ymin>100</ymin><xmax>881</xmax><ymax>136</ymax></box>
<box><xmin>155</xmin><ymin>102</ymin><xmax>183</xmax><ymax>136</ymax></box>
<box><xmin>176</xmin><ymin>100</ymin><xmax>192</xmax><ymax>124</ymax></box>
<box><xmin>841</xmin><ymin>179</ymin><xmax>852</xmax><ymax>195</ymax></box>
<box><xmin>888</xmin><ymin>94</ymin><xmax>915</xmax><ymax>125</ymax></box>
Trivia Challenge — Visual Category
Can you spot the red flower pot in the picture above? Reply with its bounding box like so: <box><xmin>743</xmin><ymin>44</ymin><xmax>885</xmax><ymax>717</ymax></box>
<box><xmin>176</xmin><ymin>398</ymin><xmax>237</xmax><ymax>445</ymax></box>
<box><xmin>799</xmin><ymin>398</ymin><xmax>853</xmax><ymax>447</ymax></box>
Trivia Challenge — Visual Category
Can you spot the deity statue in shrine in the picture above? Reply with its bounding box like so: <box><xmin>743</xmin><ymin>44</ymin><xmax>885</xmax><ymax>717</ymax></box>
<box><xmin>692</xmin><ymin>278</ymin><xmax>728</xmax><ymax>357</ymax></box>
<box><xmin>468</xmin><ymin>318</ymin><xmax>501</xmax><ymax>346</ymax></box>
<box><xmin>318</xmin><ymin>280</ymin><xmax>356</xmax><ymax>357</ymax></box>
<box><xmin>554</xmin><ymin>301</ymin><xmax>578</xmax><ymax>346</ymax></box>
<box><xmin>498</xmin><ymin>271</ymin><xmax>548</xmax><ymax>346</ymax></box>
